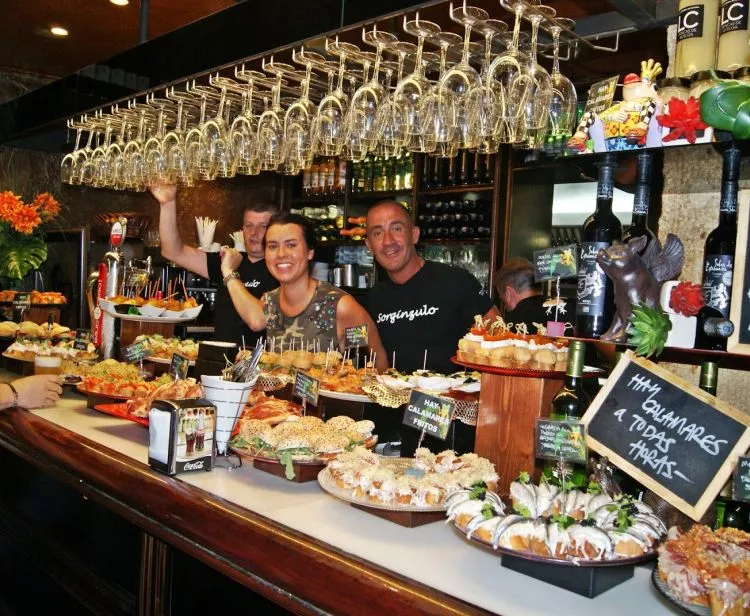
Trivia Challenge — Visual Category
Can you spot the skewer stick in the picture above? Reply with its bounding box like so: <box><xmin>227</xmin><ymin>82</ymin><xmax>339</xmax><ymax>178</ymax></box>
<box><xmin>423</xmin><ymin>349</ymin><xmax>427</xmax><ymax>371</ymax></box>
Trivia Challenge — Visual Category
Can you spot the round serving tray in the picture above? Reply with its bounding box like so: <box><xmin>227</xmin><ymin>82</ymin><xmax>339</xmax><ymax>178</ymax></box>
<box><xmin>76</xmin><ymin>384</ymin><xmax>134</xmax><ymax>401</ymax></box>
<box><xmin>317</xmin><ymin>463</ymin><xmax>447</xmax><ymax>513</ymax></box>
<box><xmin>651</xmin><ymin>567</ymin><xmax>708</xmax><ymax>615</ymax></box>
<box><xmin>451</xmin><ymin>523</ymin><xmax>657</xmax><ymax>567</ymax></box>
<box><xmin>451</xmin><ymin>356</ymin><xmax>605</xmax><ymax>379</ymax></box>
<box><xmin>318</xmin><ymin>389</ymin><xmax>371</xmax><ymax>403</ymax></box>
<box><xmin>229</xmin><ymin>445</ymin><xmax>327</xmax><ymax>466</ymax></box>
<box><xmin>100</xmin><ymin>306</ymin><xmax>195</xmax><ymax>323</ymax></box>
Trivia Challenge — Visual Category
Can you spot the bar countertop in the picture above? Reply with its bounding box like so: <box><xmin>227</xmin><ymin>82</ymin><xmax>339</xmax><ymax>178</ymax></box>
<box><xmin>0</xmin><ymin>391</ymin><xmax>679</xmax><ymax>616</ymax></box>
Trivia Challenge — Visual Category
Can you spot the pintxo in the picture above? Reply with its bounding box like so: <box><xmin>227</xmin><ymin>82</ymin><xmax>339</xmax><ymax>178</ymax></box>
<box><xmin>581</xmin><ymin>351</ymin><xmax>750</xmax><ymax>520</ymax></box>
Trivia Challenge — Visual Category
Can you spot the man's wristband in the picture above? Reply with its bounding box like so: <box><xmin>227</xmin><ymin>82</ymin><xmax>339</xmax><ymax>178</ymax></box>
<box><xmin>223</xmin><ymin>271</ymin><xmax>241</xmax><ymax>286</ymax></box>
<box><xmin>5</xmin><ymin>383</ymin><xmax>18</xmax><ymax>407</ymax></box>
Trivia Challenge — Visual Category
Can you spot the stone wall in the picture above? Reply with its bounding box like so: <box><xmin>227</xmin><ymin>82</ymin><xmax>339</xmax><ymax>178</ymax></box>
<box><xmin>660</xmin><ymin>146</ymin><xmax>750</xmax><ymax>413</ymax></box>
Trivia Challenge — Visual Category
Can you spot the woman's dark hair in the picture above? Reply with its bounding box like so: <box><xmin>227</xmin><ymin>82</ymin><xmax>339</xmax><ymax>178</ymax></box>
<box><xmin>264</xmin><ymin>212</ymin><xmax>317</xmax><ymax>253</ymax></box>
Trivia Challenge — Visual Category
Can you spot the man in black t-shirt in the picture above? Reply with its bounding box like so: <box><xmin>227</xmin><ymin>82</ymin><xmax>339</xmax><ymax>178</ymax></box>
<box><xmin>149</xmin><ymin>185</ymin><xmax>278</xmax><ymax>347</ymax></box>
<box><xmin>364</xmin><ymin>201</ymin><xmax>496</xmax><ymax>455</ymax></box>
<box><xmin>495</xmin><ymin>258</ymin><xmax>575</xmax><ymax>332</ymax></box>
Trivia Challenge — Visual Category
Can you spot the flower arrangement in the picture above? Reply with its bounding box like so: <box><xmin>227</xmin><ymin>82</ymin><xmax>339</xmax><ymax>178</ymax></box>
<box><xmin>0</xmin><ymin>191</ymin><xmax>61</xmax><ymax>281</ymax></box>
<box><xmin>669</xmin><ymin>281</ymin><xmax>705</xmax><ymax>317</ymax></box>
<box><xmin>656</xmin><ymin>97</ymin><xmax>708</xmax><ymax>144</ymax></box>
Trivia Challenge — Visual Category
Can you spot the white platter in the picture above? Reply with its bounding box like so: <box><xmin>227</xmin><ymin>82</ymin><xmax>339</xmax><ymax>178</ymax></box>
<box><xmin>101</xmin><ymin>306</ymin><xmax>196</xmax><ymax>323</ymax></box>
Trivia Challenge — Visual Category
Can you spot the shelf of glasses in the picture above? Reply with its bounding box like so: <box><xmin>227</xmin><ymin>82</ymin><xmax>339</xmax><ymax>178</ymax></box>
<box><xmin>291</xmin><ymin>193</ymin><xmax>345</xmax><ymax>204</ymax></box>
<box><xmin>418</xmin><ymin>238</ymin><xmax>489</xmax><ymax>244</ymax></box>
<box><xmin>418</xmin><ymin>184</ymin><xmax>494</xmax><ymax>196</ymax></box>
<box><xmin>565</xmin><ymin>336</ymin><xmax>750</xmax><ymax>371</ymax></box>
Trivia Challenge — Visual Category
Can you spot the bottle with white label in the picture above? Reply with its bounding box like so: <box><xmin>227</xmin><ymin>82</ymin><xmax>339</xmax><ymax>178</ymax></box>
<box><xmin>717</xmin><ymin>0</ymin><xmax>750</xmax><ymax>71</ymax></box>
<box><xmin>701</xmin><ymin>144</ymin><xmax>740</xmax><ymax>319</ymax></box>
<box><xmin>675</xmin><ymin>0</ymin><xmax>720</xmax><ymax>78</ymax></box>
<box><xmin>575</xmin><ymin>153</ymin><xmax>623</xmax><ymax>338</ymax></box>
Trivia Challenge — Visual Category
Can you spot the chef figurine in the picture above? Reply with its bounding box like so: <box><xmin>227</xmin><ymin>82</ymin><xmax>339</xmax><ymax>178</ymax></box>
<box><xmin>567</xmin><ymin>59</ymin><xmax>663</xmax><ymax>153</ymax></box>
<box><xmin>598</xmin><ymin>59</ymin><xmax>663</xmax><ymax>151</ymax></box>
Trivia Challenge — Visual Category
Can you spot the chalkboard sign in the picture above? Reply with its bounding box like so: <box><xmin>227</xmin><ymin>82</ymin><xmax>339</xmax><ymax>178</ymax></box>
<box><xmin>293</xmin><ymin>370</ymin><xmax>319</xmax><ymax>406</ymax></box>
<box><xmin>729</xmin><ymin>190</ymin><xmax>750</xmax><ymax>353</ymax></box>
<box><xmin>583</xmin><ymin>76</ymin><xmax>619</xmax><ymax>116</ymax></box>
<box><xmin>402</xmin><ymin>390</ymin><xmax>455</xmax><ymax>441</ymax></box>
<box><xmin>169</xmin><ymin>353</ymin><xmax>190</xmax><ymax>380</ymax></box>
<box><xmin>733</xmin><ymin>456</ymin><xmax>750</xmax><ymax>503</ymax></box>
<box><xmin>122</xmin><ymin>341</ymin><xmax>148</xmax><ymax>363</ymax></box>
<box><xmin>344</xmin><ymin>324</ymin><xmax>368</xmax><ymax>349</ymax></box>
<box><xmin>533</xmin><ymin>245</ymin><xmax>578</xmax><ymax>282</ymax></box>
<box><xmin>13</xmin><ymin>292</ymin><xmax>30</xmax><ymax>312</ymax></box>
<box><xmin>581</xmin><ymin>351</ymin><xmax>750</xmax><ymax>520</ymax></box>
<box><xmin>73</xmin><ymin>329</ymin><xmax>91</xmax><ymax>351</ymax></box>
<box><xmin>535</xmin><ymin>419</ymin><xmax>587</xmax><ymax>463</ymax></box>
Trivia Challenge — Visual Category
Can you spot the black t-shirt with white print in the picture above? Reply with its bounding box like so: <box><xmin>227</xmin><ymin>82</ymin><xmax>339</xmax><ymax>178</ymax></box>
<box><xmin>206</xmin><ymin>252</ymin><xmax>278</xmax><ymax>347</ymax></box>
<box><xmin>366</xmin><ymin>260</ymin><xmax>493</xmax><ymax>374</ymax></box>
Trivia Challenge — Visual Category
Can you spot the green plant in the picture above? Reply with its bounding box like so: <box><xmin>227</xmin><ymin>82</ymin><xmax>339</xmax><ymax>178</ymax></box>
<box><xmin>627</xmin><ymin>302</ymin><xmax>672</xmax><ymax>358</ymax></box>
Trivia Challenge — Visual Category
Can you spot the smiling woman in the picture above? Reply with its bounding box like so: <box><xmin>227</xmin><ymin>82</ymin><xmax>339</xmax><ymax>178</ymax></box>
<box><xmin>220</xmin><ymin>213</ymin><xmax>388</xmax><ymax>368</ymax></box>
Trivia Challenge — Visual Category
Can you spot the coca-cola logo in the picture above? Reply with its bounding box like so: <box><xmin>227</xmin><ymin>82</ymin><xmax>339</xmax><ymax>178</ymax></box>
<box><xmin>182</xmin><ymin>460</ymin><xmax>205</xmax><ymax>471</ymax></box>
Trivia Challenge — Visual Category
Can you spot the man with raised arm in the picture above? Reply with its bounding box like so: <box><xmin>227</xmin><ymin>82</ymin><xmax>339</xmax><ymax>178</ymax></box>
<box><xmin>149</xmin><ymin>184</ymin><xmax>278</xmax><ymax>346</ymax></box>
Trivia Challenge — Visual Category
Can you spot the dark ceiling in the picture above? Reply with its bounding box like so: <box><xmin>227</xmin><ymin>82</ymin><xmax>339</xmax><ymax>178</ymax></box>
<box><xmin>2</xmin><ymin>0</ymin><xmax>236</xmax><ymax>77</ymax></box>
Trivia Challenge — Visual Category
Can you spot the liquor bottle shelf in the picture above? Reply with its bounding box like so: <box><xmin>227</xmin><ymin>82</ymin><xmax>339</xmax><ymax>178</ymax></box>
<box><xmin>349</xmin><ymin>189</ymin><xmax>414</xmax><ymax>201</ymax></box>
<box><xmin>419</xmin><ymin>184</ymin><xmax>494</xmax><ymax>196</ymax></box>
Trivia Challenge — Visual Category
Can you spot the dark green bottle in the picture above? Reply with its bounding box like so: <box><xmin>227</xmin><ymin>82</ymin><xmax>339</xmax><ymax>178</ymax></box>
<box><xmin>547</xmin><ymin>341</ymin><xmax>590</xmax><ymax>487</ymax></box>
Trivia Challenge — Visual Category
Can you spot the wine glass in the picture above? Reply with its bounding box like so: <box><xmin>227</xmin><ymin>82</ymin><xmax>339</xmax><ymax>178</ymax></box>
<box><xmin>520</xmin><ymin>5</ymin><xmax>554</xmax><ymax>149</ymax></box>
<box><xmin>422</xmin><ymin>31</ymin><xmax>461</xmax><ymax>158</ymax></box>
<box><xmin>257</xmin><ymin>58</ymin><xmax>289</xmax><ymax>171</ymax></box>
<box><xmin>437</xmin><ymin>3</ymin><xmax>488</xmax><ymax>150</ymax></box>
<box><xmin>233</xmin><ymin>67</ymin><xmax>273</xmax><ymax>176</ymax></box>
<box><xmin>466</xmin><ymin>19</ymin><xmax>508</xmax><ymax>154</ymax></box>
<box><xmin>375</xmin><ymin>41</ymin><xmax>415</xmax><ymax>155</ymax></box>
<box><xmin>315</xmin><ymin>39</ymin><xmax>357</xmax><ymax>157</ymax></box>
<box><xmin>487</xmin><ymin>0</ymin><xmax>536</xmax><ymax>144</ymax></box>
<box><xmin>545</xmin><ymin>17</ymin><xmax>578</xmax><ymax>144</ymax></box>
<box><xmin>394</xmin><ymin>14</ymin><xmax>441</xmax><ymax>153</ymax></box>
<box><xmin>61</xmin><ymin>119</ymin><xmax>86</xmax><ymax>184</ymax></box>
<box><xmin>286</xmin><ymin>48</ymin><xmax>325</xmax><ymax>169</ymax></box>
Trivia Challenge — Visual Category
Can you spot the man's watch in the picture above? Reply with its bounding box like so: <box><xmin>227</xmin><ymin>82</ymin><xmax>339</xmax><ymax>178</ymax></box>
<box><xmin>223</xmin><ymin>271</ymin><xmax>241</xmax><ymax>286</ymax></box>
<box><xmin>5</xmin><ymin>382</ymin><xmax>18</xmax><ymax>407</ymax></box>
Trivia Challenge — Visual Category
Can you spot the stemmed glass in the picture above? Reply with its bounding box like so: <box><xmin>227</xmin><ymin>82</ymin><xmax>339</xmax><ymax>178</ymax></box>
<box><xmin>422</xmin><ymin>31</ymin><xmax>462</xmax><ymax>158</ymax></box>
<box><xmin>285</xmin><ymin>48</ymin><xmax>325</xmax><ymax>170</ymax></box>
<box><xmin>233</xmin><ymin>67</ymin><xmax>272</xmax><ymax>176</ymax></box>
<box><xmin>375</xmin><ymin>41</ymin><xmax>415</xmax><ymax>156</ymax></box>
<box><xmin>315</xmin><ymin>39</ymin><xmax>357</xmax><ymax>157</ymax></box>
<box><xmin>520</xmin><ymin>5</ymin><xmax>554</xmax><ymax>149</ymax></box>
<box><xmin>143</xmin><ymin>95</ymin><xmax>174</xmax><ymax>186</ymax></box>
<box><xmin>61</xmin><ymin>119</ymin><xmax>87</xmax><ymax>184</ymax></box>
<box><xmin>487</xmin><ymin>0</ymin><xmax>537</xmax><ymax>144</ymax></box>
<box><xmin>437</xmin><ymin>4</ymin><xmax>488</xmax><ymax>150</ymax></box>
<box><xmin>466</xmin><ymin>20</ymin><xmax>508</xmax><ymax>154</ymax></box>
<box><xmin>395</xmin><ymin>15</ymin><xmax>441</xmax><ymax>153</ymax></box>
<box><xmin>257</xmin><ymin>58</ymin><xmax>289</xmax><ymax>171</ymax></box>
<box><xmin>346</xmin><ymin>27</ymin><xmax>396</xmax><ymax>159</ymax></box>
<box><xmin>545</xmin><ymin>17</ymin><xmax>578</xmax><ymax>143</ymax></box>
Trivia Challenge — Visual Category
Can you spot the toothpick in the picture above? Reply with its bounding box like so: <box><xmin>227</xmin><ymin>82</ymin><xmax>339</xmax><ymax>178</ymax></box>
<box><xmin>423</xmin><ymin>349</ymin><xmax>427</xmax><ymax>371</ymax></box>
<box><xmin>392</xmin><ymin>351</ymin><xmax>395</xmax><ymax>371</ymax></box>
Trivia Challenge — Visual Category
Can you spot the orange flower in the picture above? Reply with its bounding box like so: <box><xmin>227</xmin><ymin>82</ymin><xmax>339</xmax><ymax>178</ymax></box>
<box><xmin>9</xmin><ymin>203</ymin><xmax>42</xmax><ymax>234</ymax></box>
<box><xmin>32</xmin><ymin>192</ymin><xmax>61</xmax><ymax>220</ymax></box>
<box><xmin>0</xmin><ymin>191</ymin><xmax>23</xmax><ymax>222</ymax></box>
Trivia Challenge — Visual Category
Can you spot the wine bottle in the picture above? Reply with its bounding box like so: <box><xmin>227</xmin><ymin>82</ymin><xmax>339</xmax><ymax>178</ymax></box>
<box><xmin>695</xmin><ymin>305</ymin><xmax>735</xmax><ymax>351</ymax></box>
<box><xmin>403</xmin><ymin>152</ymin><xmax>414</xmax><ymax>190</ymax></box>
<box><xmin>699</xmin><ymin>360</ymin><xmax>718</xmax><ymax>396</ymax></box>
<box><xmin>622</xmin><ymin>151</ymin><xmax>656</xmax><ymax>247</ymax></box>
<box><xmin>702</xmin><ymin>144</ymin><xmax>740</xmax><ymax>319</ymax></box>
<box><xmin>447</xmin><ymin>155</ymin><xmax>458</xmax><ymax>186</ymax></box>
<box><xmin>547</xmin><ymin>341</ymin><xmax>590</xmax><ymax>488</ymax></box>
<box><xmin>422</xmin><ymin>155</ymin><xmax>433</xmax><ymax>190</ymax></box>
<box><xmin>575</xmin><ymin>153</ymin><xmax>623</xmax><ymax>338</ymax></box>
<box><xmin>459</xmin><ymin>150</ymin><xmax>471</xmax><ymax>185</ymax></box>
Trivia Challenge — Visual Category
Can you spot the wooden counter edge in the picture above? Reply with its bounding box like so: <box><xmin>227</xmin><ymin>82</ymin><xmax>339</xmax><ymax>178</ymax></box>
<box><xmin>0</xmin><ymin>408</ymin><xmax>491</xmax><ymax>616</ymax></box>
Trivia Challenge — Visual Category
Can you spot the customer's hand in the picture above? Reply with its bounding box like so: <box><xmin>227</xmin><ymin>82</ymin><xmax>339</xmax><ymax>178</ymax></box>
<box><xmin>220</xmin><ymin>247</ymin><xmax>243</xmax><ymax>277</ymax></box>
<box><xmin>149</xmin><ymin>183</ymin><xmax>177</xmax><ymax>205</ymax></box>
<box><xmin>12</xmin><ymin>375</ymin><xmax>63</xmax><ymax>409</ymax></box>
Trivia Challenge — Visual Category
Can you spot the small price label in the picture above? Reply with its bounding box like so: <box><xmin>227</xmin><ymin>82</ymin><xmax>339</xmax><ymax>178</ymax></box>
<box><xmin>535</xmin><ymin>419</ymin><xmax>587</xmax><ymax>463</ymax></box>
<box><xmin>733</xmin><ymin>456</ymin><xmax>750</xmax><ymax>503</ymax></box>
<box><xmin>122</xmin><ymin>341</ymin><xmax>148</xmax><ymax>363</ymax></box>
<box><xmin>13</xmin><ymin>292</ymin><xmax>31</xmax><ymax>312</ymax></box>
<box><xmin>169</xmin><ymin>353</ymin><xmax>190</xmax><ymax>380</ymax></box>
<box><xmin>293</xmin><ymin>370</ymin><xmax>319</xmax><ymax>406</ymax></box>
<box><xmin>73</xmin><ymin>329</ymin><xmax>91</xmax><ymax>351</ymax></box>
<box><xmin>345</xmin><ymin>324</ymin><xmax>368</xmax><ymax>349</ymax></box>
<box><xmin>402</xmin><ymin>390</ymin><xmax>455</xmax><ymax>441</ymax></box>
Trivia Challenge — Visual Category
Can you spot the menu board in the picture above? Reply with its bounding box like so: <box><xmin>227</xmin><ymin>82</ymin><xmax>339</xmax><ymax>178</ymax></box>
<box><xmin>13</xmin><ymin>292</ymin><xmax>30</xmax><ymax>312</ymax></box>
<box><xmin>533</xmin><ymin>245</ymin><xmax>578</xmax><ymax>282</ymax></box>
<box><xmin>122</xmin><ymin>341</ymin><xmax>148</xmax><ymax>363</ymax></box>
<box><xmin>169</xmin><ymin>353</ymin><xmax>190</xmax><ymax>380</ymax></box>
<box><xmin>581</xmin><ymin>351</ymin><xmax>750</xmax><ymax>520</ymax></box>
<box><xmin>73</xmin><ymin>329</ymin><xmax>91</xmax><ymax>351</ymax></box>
<box><xmin>344</xmin><ymin>324</ymin><xmax>368</xmax><ymax>349</ymax></box>
<box><xmin>729</xmin><ymin>190</ymin><xmax>750</xmax><ymax>353</ymax></box>
<box><xmin>733</xmin><ymin>456</ymin><xmax>750</xmax><ymax>503</ymax></box>
<box><xmin>402</xmin><ymin>390</ymin><xmax>455</xmax><ymax>441</ymax></box>
<box><xmin>584</xmin><ymin>75</ymin><xmax>619</xmax><ymax>116</ymax></box>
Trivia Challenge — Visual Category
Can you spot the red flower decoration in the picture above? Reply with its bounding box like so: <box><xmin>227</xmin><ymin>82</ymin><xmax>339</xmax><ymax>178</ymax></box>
<box><xmin>656</xmin><ymin>97</ymin><xmax>708</xmax><ymax>143</ymax></box>
<box><xmin>669</xmin><ymin>281</ymin><xmax>705</xmax><ymax>317</ymax></box>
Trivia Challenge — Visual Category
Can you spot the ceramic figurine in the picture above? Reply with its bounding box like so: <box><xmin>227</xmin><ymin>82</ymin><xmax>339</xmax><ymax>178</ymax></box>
<box><xmin>596</xmin><ymin>234</ymin><xmax>684</xmax><ymax>343</ymax></box>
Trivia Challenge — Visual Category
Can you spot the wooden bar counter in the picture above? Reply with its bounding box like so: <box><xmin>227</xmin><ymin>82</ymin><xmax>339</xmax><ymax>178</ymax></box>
<box><xmin>0</xmin><ymin>389</ymin><xmax>673</xmax><ymax>615</ymax></box>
